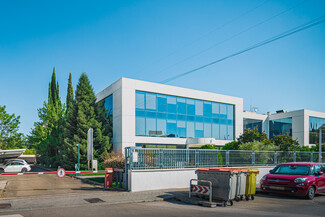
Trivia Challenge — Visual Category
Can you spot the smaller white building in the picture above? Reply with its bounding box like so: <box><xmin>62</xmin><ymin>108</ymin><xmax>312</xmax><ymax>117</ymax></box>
<box><xmin>243</xmin><ymin>109</ymin><xmax>325</xmax><ymax>147</ymax></box>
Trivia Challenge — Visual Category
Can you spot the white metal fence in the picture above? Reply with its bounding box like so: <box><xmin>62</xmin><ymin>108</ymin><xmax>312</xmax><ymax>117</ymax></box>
<box><xmin>125</xmin><ymin>147</ymin><xmax>325</xmax><ymax>170</ymax></box>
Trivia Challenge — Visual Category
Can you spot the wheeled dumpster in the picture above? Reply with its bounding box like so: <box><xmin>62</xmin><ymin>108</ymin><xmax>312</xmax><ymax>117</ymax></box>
<box><xmin>245</xmin><ymin>168</ymin><xmax>259</xmax><ymax>200</ymax></box>
<box><xmin>235</xmin><ymin>169</ymin><xmax>249</xmax><ymax>201</ymax></box>
<box><xmin>196</xmin><ymin>168</ymin><xmax>239</xmax><ymax>206</ymax></box>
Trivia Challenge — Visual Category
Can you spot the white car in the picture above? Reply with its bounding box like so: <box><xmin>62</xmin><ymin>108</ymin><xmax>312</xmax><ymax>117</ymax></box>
<box><xmin>0</xmin><ymin>161</ymin><xmax>31</xmax><ymax>173</ymax></box>
<box><xmin>5</xmin><ymin>159</ymin><xmax>28</xmax><ymax>165</ymax></box>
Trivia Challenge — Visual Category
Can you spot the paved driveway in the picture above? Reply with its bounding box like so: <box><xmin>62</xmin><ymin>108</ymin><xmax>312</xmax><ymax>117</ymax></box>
<box><xmin>0</xmin><ymin>193</ymin><xmax>325</xmax><ymax>217</ymax></box>
<box><xmin>0</xmin><ymin>166</ymin><xmax>104</xmax><ymax>198</ymax></box>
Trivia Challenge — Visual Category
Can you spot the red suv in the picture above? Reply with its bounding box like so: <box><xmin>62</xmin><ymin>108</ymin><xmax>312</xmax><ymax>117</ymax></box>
<box><xmin>260</xmin><ymin>162</ymin><xmax>325</xmax><ymax>199</ymax></box>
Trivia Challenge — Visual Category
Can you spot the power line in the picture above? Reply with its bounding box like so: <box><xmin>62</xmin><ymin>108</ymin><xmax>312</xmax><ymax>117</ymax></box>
<box><xmin>131</xmin><ymin>0</ymin><xmax>268</xmax><ymax>76</ymax></box>
<box><xmin>157</xmin><ymin>0</ymin><xmax>307</xmax><ymax>75</ymax></box>
<box><xmin>160</xmin><ymin>15</ymin><xmax>325</xmax><ymax>84</ymax></box>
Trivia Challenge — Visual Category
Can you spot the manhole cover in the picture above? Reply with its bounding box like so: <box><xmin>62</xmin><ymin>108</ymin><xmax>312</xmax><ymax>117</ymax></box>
<box><xmin>84</xmin><ymin>198</ymin><xmax>104</xmax><ymax>203</ymax></box>
<box><xmin>0</xmin><ymin>203</ymin><xmax>11</xmax><ymax>209</ymax></box>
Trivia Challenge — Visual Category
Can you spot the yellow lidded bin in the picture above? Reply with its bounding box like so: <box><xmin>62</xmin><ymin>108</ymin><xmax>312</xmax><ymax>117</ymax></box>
<box><xmin>245</xmin><ymin>169</ymin><xmax>259</xmax><ymax>200</ymax></box>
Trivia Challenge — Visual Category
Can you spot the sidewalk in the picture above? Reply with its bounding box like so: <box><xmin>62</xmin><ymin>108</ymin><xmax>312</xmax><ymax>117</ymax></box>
<box><xmin>0</xmin><ymin>188</ymin><xmax>183</xmax><ymax>212</ymax></box>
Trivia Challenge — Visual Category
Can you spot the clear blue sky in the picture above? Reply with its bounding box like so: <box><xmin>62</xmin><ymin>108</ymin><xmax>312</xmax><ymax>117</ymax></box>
<box><xmin>1</xmin><ymin>0</ymin><xmax>324</xmax><ymax>135</ymax></box>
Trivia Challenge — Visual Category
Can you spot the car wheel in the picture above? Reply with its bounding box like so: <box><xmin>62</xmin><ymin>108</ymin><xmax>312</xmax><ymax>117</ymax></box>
<box><xmin>306</xmin><ymin>186</ymin><xmax>315</xmax><ymax>200</ymax></box>
<box><xmin>21</xmin><ymin>168</ymin><xmax>27</xmax><ymax>173</ymax></box>
<box><xmin>0</xmin><ymin>169</ymin><xmax>4</xmax><ymax>174</ymax></box>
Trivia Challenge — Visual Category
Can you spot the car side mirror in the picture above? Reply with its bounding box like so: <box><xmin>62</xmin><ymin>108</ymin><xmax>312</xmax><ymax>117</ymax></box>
<box><xmin>269</xmin><ymin>170</ymin><xmax>273</xmax><ymax>174</ymax></box>
<box><xmin>317</xmin><ymin>171</ymin><xmax>324</xmax><ymax>176</ymax></box>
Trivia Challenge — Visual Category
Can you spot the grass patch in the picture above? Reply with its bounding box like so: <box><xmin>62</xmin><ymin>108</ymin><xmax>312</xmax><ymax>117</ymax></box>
<box><xmin>79</xmin><ymin>173</ymin><xmax>105</xmax><ymax>176</ymax></box>
<box><xmin>86</xmin><ymin>177</ymin><xmax>123</xmax><ymax>187</ymax></box>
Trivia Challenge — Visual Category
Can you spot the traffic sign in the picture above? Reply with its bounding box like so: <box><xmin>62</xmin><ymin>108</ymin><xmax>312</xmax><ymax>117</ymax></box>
<box><xmin>57</xmin><ymin>168</ymin><xmax>66</xmax><ymax>178</ymax></box>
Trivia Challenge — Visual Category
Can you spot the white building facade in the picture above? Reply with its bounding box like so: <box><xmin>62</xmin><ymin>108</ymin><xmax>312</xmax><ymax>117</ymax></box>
<box><xmin>96</xmin><ymin>78</ymin><xmax>325</xmax><ymax>153</ymax></box>
<box><xmin>243</xmin><ymin>109</ymin><xmax>325</xmax><ymax>147</ymax></box>
<box><xmin>96</xmin><ymin>78</ymin><xmax>243</xmax><ymax>153</ymax></box>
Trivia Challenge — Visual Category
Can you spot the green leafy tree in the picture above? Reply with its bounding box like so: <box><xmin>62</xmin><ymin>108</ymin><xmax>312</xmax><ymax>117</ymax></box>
<box><xmin>0</xmin><ymin>105</ymin><xmax>25</xmax><ymax>149</ymax></box>
<box><xmin>222</xmin><ymin>141</ymin><xmax>240</xmax><ymax>150</ymax></box>
<box><xmin>237</xmin><ymin>128</ymin><xmax>268</xmax><ymax>144</ymax></box>
<box><xmin>271</xmin><ymin>133</ymin><xmax>301</xmax><ymax>151</ymax></box>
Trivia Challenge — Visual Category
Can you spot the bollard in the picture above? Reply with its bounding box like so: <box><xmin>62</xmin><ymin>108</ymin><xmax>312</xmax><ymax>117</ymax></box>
<box><xmin>104</xmin><ymin>168</ymin><xmax>113</xmax><ymax>189</ymax></box>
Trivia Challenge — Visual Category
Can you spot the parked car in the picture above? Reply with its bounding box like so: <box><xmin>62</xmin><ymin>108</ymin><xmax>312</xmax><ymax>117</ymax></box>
<box><xmin>0</xmin><ymin>161</ymin><xmax>31</xmax><ymax>173</ymax></box>
<box><xmin>4</xmin><ymin>159</ymin><xmax>28</xmax><ymax>165</ymax></box>
<box><xmin>260</xmin><ymin>162</ymin><xmax>325</xmax><ymax>199</ymax></box>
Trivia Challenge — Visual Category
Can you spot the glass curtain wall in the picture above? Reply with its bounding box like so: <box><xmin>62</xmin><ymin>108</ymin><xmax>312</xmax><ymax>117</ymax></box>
<box><xmin>309</xmin><ymin>117</ymin><xmax>325</xmax><ymax>144</ymax></box>
<box><xmin>135</xmin><ymin>91</ymin><xmax>234</xmax><ymax>140</ymax></box>
<box><xmin>269</xmin><ymin>118</ymin><xmax>292</xmax><ymax>139</ymax></box>
<box><xmin>243</xmin><ymin>119</ymin><xmax>263</xmax><ymax>133</ymax></box>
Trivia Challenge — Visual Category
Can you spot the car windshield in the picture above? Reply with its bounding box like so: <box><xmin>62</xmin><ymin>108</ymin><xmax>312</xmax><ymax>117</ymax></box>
<box><xmin>272</xmin><ymin>165</ymin><xmax>311</xmax><ymax>175</ymax></box>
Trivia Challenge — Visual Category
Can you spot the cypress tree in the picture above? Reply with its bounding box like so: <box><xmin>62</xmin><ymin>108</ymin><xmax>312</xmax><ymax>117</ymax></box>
<box><xmin>29</xmin><ymin>68</ymin><xmax>65</xmax><ymax>167</ymax></box>
<box><xmin>62</xmin><ymin>73</ymin><xmax>77</xmax><ymax>169</ymax></box>
<box><xmin>67</xmin><ymin>73</ymin><xmax>110</xmax><ymax>169</ymax></box>
<box><xmin>66</xmin><ymin>73</ymin><xmax>74</xmax><ymax>113</ymax></box>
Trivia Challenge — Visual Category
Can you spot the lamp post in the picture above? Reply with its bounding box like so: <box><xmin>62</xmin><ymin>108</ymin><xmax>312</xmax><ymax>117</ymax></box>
<box><xmin>76</xmin><ymin>144</ymin><xmax>80</xmax><ymax>171</ymax></box>
<box><xmin>319</xmin><ymin>124</ymin><xmax>325</xmax><ymax>163</ymax></box>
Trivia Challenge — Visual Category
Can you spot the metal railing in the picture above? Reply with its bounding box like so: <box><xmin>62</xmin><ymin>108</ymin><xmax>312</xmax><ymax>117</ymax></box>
<box><xmin>125</xmin><ymin>147</ymin><xmax>325</xmax><ymax>170</ymax></box>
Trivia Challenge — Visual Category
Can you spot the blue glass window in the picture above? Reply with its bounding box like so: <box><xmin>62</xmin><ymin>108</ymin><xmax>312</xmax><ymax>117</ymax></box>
<box><xmin>167</xmin><ymin>96</ymin><xmax>177</xmax><ymax>113</ymax></box>
<box><xmin>135</xmin><ymin>91</ymin><xmax>235</xmax><ymax>140</ymax></box>
<box><xmin>157</xmin><ymin>119</ymin><xmax>166</xmax><ymax>137</ymax></box>
<box><xmin>187</xmin><ymin>99</ymin><xmax>195</xmax><ymax>115</ymax></box>
<box><xmin>146</xmin><ymin>93</ymin><xmax>156</xmax><ymax>110</ymax></box>
<box><xmin>177</xmin><ymin>98</ymin><xmax>186</xmax><ymax>114</ymax></box>
<box><xmin>157</xmin><ymin>95</ymin><xmax>167</xmax><ymax>112</ymax></box>
<box><xmin>104</xmin><ymin>94</ymin><xmax>113</xmax><ymax>116</ymax></box>
<box><xmin>136</xmin><ymin>92</ymin><xmax>145</xmax><ymax>109</ymax></box>
<box><xmin>203</xmin><ymin>102</ymin><xmax>212</xmax><ymax>117</ymax></box>
<box><xmin>212</xmin><ymin>103</ymin><xmax>220</xmax><ymax>118</ymax></box>
<box><xmin>177</xmin><ymin>120</ymin><xmax>186</xmax><ymax>138</ymax></box>
<box><xmin>204</xmin><ymin>122</ymin><xmax>211</xmax><ymax>138</ymax></box>
<box><xmin>309</xmin><ymin>117</ymin><xmax>325</xmax><ymax>144</ymax></box>
<box><xmin>136</xmin><ymin>117</ymin><xmax>145</xmax><ymax>136</ymax></box>
<box><xmin>187</xmin><ymin>121</ymin><xmax>195</xmax><ymax>138</ymax></box>
<box><xmin>167</xmin><ymin>120</ymin><xmax>177</xmax><ymax>137</ymax></box>
<box><xmin>195</xmin><ymin>122</ymin><xmax>204</xmax><ymax>138</ymax></box>
<box><xmin>243</xmin><ymin>118</ymin><xmax>262</xmax><ymax>133</ymax></box>
<box><xmin>195</xmin><ymin>100</ymin><xmax>203</xmax><ymax>116</ymax></box>
<box><xmin>269</xmin><ymin>118</ymin><xmax>292</xmax><ymax>139</ymax></box>
<box><xmin>146</xmin><ymin>118</ymin><xmax>156</xmax><ymax>136</ymax></box>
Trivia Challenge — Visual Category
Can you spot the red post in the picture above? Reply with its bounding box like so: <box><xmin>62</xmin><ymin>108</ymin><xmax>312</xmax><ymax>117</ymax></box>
<box><xmin>104</xmin><ymin>168</ymin><xmax>113</xmax><ymax>189</ymax></box>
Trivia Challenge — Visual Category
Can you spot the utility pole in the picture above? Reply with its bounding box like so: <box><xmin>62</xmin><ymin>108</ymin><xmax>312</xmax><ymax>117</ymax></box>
<box><xmin>319</xmin><ymin>125</ymin><xmax>325</xmax><ymax>163</ymax></box>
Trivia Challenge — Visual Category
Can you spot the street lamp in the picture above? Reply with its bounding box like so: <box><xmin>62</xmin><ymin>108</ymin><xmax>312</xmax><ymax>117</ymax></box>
<box><xmin>76</xmin><ymin>144</ymin><xmax>80</xmax><ymax>172</ymax></box>
<box><xmin>319</xmin><ymin>124</ymin><xmax>325</xmax><ymax>163</ymax></box>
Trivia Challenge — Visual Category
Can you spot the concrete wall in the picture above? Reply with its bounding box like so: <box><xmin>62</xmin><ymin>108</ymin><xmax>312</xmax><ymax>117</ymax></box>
<box><xmin>128</xmin><ymin>166</ymin><xmax>275</xmax><ymax>192</ymax></box>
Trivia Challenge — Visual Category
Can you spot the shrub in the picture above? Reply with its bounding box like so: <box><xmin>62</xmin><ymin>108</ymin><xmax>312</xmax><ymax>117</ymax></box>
<box><xmin>199</xmin><ymin>144</ymin><xmax>217</xmax><ymax>149</ymax></box>
<box><xmin>24</xmin><ymin>148</ymin><xmax>37</xmax><ymax>155</ymax></box>
<box><xmin>102</xmin><ymin>151</ymin><xmax>125</xmax><ymax>170</ymax></box>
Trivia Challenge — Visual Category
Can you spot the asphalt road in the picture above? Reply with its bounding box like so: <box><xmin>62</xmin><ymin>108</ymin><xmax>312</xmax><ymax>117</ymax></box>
<box><xmin>0</xmin><ymin>192</ymin><xmax>325</xmax><ymax>217</ymax></box>
<box><xmin>0</xmin><ymin>166</ymin><xmax>103</xmax><ymax>198</ymax></box>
